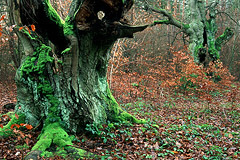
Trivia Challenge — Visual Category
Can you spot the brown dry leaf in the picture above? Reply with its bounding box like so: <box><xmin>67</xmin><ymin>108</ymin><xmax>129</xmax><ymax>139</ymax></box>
<box><xmin>25</xmin><ymin>138</ymin><xmax>30</xmax><ymax>146</ymax></box>
<box><xmin>15</xmin><ymin>113</ymin><xmax>19</xmax><ymax>119</ymax></box>
<box><xmin>20</xmin><ymin>131</ymin><xmax>25</xmax><ymax>139</ymax></box>
<box><xmin>176</xmin><ymin>141</ymin><xmax>182</xmax><ymax>148</ymax></box>
<box><xmin>154</xmin><ymin>142</ymin><xmax>159</xmax><ymax>150</ymax></box>
<box><xmin>228</xmin><ymin>133</ymin><xmax>233</xmax><ymax>139</ymax></box>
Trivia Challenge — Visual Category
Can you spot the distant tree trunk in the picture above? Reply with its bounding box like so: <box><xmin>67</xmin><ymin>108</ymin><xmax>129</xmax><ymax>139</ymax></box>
<box><xmin>187</xmin><ymin>0</ymin><xmax>234</xmax><ymax>64</ymax></box>
<box><xmin>4</xmin><ymin>0</ymin><xmax>146</xmax><ymax>158</ymax></box>
<box><xmin>141</xmin><ymin>0</ymin><xmax>234</xmax><ymax>64</ymax></box>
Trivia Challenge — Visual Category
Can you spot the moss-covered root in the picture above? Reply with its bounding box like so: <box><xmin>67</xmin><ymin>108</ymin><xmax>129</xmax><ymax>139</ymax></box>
<box><xmin>118</xmin><ymin>111</ymin><xmax>146</xmax><ymax>124</ymax></box>
<box><xmin>104</xmin><ymin>86</ymin><xmax>146</xmax><ymax>124</ymax></box>
<box><xmin>0</xmin><ymin>113</ymin><xmax>25</xmax><ymax>137</ymax></box>
<box><xmin>25</xmin><ymin>122</ymin><xmax>96</xmax><ymax>160</ymax></box>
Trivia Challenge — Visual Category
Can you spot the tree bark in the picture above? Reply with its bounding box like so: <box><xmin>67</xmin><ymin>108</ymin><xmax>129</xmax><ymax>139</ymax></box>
<box><xmin>3</xmin><ymin>0</ymin><xmax>146</xmax><ymax>158</ymax></box>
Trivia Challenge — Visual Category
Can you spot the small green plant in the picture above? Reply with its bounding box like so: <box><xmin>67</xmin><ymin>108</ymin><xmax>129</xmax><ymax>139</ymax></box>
<box><xmin>85</xmin><ymin>123</ymin><xmax>102</xmax><ymax>136</ymax></box>
<box><xmin>85</xmin><ymin>121</ymin><xmax>134</xmax><ymax>144</ymax></box>
<box><xmin>15</xmin><ymin>144</ymin><xmax>29</xmax><ymax>150</ymax></box>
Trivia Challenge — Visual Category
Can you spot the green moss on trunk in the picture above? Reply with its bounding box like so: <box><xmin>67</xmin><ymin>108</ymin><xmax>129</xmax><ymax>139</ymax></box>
<box><xmin>44</xmin><ymin>0</ymin><xmax>64</xmax><ymax>26</ymax></box>
<box><xmin>64</xmin><ymin>16</ymin><xmax>75</xmax><ymax>36</ymax></box>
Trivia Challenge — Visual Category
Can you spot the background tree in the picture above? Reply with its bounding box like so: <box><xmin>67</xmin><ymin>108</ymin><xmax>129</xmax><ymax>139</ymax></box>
<box><xmin>0</xmin><ymin>0</ymin><xmax>19</xmax><ymax>81</ymax></box>
<box><xmin>136</xmin><ymin>0</ymin><xmax>235</xmax><ymax>65</ymax></box>
<box><xmin>218</xmin><ymin>0</ymin><xmax>240</xmax><ymax>80</ymax></box>
<box><xmin>106</xmin><ymin>0</ymin><xmax>239</xmax><ymax>104</ymax></box>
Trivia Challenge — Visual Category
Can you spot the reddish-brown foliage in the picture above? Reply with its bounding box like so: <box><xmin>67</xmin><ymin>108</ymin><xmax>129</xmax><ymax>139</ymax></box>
<box><xmin>109</xmin><ymin>45</ymin><xmax>238</xmax><ymax>105</ymax></box>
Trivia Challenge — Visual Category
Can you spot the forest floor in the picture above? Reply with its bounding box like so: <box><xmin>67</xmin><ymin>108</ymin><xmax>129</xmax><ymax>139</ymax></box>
<box><xmin>0</xmin><ymin>80</ymin><xmax>239</xmax><ymax>159</ymax></box>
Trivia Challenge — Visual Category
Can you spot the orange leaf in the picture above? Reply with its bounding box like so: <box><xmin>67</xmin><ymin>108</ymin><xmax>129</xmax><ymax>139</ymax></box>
<box><xmin>31</xmin><ymin>24</ymin><xmax>36</xmax><ymax>31</ymax></box>
<box><xmin>0</xmin><ymin>32</ymin><xmax>2</xmax><ymax>37</ymax></box>
<box><xmin>0</xmin><ymin>15</ymin><xmax>6</xmax><ymax>21</ymax></box>
<box><xmin>0</xmin><ymin>124</ymin><xmax>3</xmax><ymax>128</ymax></box>
<box><xmin>25</xmin><ymin>124</ymin><xmax>33</xmax><ymax>130</ymax></box>
<box><xmin>19</xmin><ymin>27</ymin><xmax>23</xmax><ymax>31</ymax></box>
<box><xmin>26</xmin><ymin>27</ymin><xmax>31</xmax><ymax>34</ymax></box>
<box><xmin>2</xmin><ymin>114</ymin><xmax>9</xmax><ymax>119</ymax></box>
<box><xmin>15</xmin><ymin>113</ymin><xmax>19</xmax><ymax>119</ymax></box>
<box><xmin>172</xmin><ymin>151</ymin><xmax>178</xmax><ymax>154</ymax></box>
<box><xmin>11</xmin><ymin>124</ymin><xmax>20</xmax><ymax>129</ymax></box>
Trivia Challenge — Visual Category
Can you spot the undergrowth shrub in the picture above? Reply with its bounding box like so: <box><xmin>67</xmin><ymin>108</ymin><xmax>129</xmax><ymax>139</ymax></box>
<box><xmin>162</xmin><ymin>47</ymin><xmax>235</xmax><ymax>99</ymax></box>
<box><xmin>108</xmin><ymin>45</ymin><xmax>237</xmax><ymax>104</ymax></box>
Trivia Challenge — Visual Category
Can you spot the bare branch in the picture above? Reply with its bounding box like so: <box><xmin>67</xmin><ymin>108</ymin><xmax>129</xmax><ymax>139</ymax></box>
<box><xmin>138</xmin><ymin>3</ymin><xmax>190</xmax><ymax>34</ymax></box>
<box><xmin>217</xmin><ymin>11</ymin><xmax>240</xmax><ymax>27</ymax></box>
<box><xmin>112</xmin><ymin>23</ymin><xmax>149</xmax><ymax>38</ymax></box>
<box><xmin>215</xmin><ymin>27</ymin><xmax>234</xmax><ymax>51</ymax></box>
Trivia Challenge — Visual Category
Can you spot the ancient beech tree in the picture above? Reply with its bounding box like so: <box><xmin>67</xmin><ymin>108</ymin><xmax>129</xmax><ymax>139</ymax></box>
<box><xmin>2</xmin><ymin>0</ymin><xmax>147</xmax><ymax>158</ymax></box>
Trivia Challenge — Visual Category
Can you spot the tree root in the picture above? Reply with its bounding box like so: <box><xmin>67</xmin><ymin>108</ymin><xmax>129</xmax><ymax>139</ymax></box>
<box><xmin>104</xmin><ymin>85</ymin><xmax>146</xmax><ymax>124</ymax></box>
<box><xmin>24</xmin><ymin>122</ymin><xmax>96</xmax><ymax>160</ymax></box>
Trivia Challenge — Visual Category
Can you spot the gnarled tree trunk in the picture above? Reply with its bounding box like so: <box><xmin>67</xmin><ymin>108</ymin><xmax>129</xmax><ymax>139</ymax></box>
<box><xmin>4</xmin><ymin>0</ymin><xmax>146</xmax><ymax>158</ymax></box>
